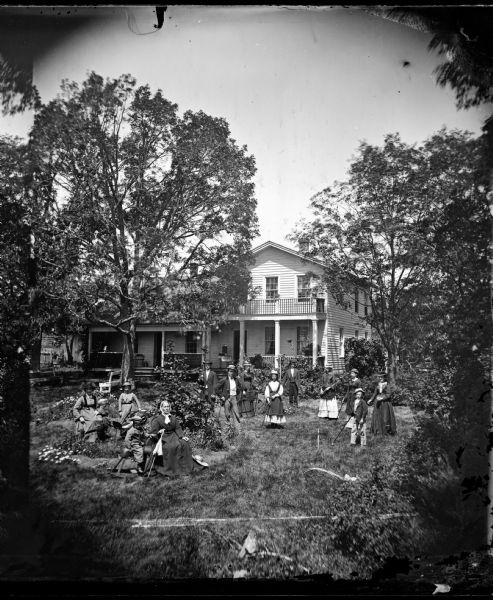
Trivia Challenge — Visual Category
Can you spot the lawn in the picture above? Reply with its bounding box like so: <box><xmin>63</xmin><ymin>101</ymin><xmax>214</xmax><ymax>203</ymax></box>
<box><xmin>23</xmin><ymin>386</ymin><xmax>419</xmax><ymax>581</ymax></box>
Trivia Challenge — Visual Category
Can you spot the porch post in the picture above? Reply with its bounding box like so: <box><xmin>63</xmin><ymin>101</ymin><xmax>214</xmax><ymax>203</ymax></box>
<box><xmin>88</xmin><ymin>329</ymin><xmax>93</xmax><ymax>359</ymax></box>
<box><xmin>239</xmin><ymin>319</ymin><xmax>245</xmax><ymax>365</ymax></box>
<box><xmin>274</xmin><ymin>319</ymin><xmax>280</xmax><ymax>370</ymax></box>
<box><xmin>312</xmin><ymin>319</ymin><xmax>318</xmax><ymax>368</ymax></box>
<box><xmin>324</xmin><ymin>319</ymin><xmax>329</xmax><ymax>367</ymax></box>
<box><xmin>161</xmin><ymin>330</ymin><xmax>165</xmax><ymax>367</ymax></box>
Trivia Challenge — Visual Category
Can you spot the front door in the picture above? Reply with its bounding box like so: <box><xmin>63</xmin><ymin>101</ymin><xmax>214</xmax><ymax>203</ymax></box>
<box><xmin>233</xmin><ymin>330</ymin><xmax>248</xmax><ymax>362</ymax></box>
<box><xmin>154</xmin><ymin>332</ymin><xmax>162</xmax><ymax>367</ymax></box>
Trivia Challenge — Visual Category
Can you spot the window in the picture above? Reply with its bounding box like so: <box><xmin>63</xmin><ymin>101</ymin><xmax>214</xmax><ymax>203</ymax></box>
<box><xmin>297</xmin><ymin>275</ymin><xmax>311</xmax><ymax>301</ymax></box>
<box><xmin>296</xmin><ymin>326</ymin><xmax>309</xmax><ymax>354</ymax></box>
<box><xmin>364</xmin><ymin>292</ymin><xmax>368</xmax><ymax>316</ymax></box>
<box><xmin>339</xmin><ymin>328</ymin><xmax>345</xmax><ymax>358</ymax></box>
<box><xmin>265</xmin><ymin>277</ymin><xmax>278</xmax><ymax>302</ymax></box>
<box><xmin>265</xmin><ymin>326</ymin><xmax>275</xmax><ymax>355</ymax></box>
<box><xmin>365</xmin><ymin>331</ymin><xmax>368</xmax><ymax>340</ymax></box>
<box><xmin>354</xmin><ymin>289</ymin><xmax>359</xmax><ymax>313</ymax></box>
<box><xmin>185</xmin><ymin>331</ymin><xmax>197</xmax><ymax>353</ymax></box>
<box><xmin>355</xmin><ymin>330</ymin><xmax>359</xmax><ymax>339</ymax></box>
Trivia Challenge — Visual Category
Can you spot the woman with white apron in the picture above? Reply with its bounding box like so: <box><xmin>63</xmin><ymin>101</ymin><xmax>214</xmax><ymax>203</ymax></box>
<box><xmin>318</xmin><ymin>366</ymin><xmax>339</xmax><ymax>419</ymax></box>
<box><xmin>264</xmin><ymin>370</ymin><xmax>286</xmax><ymax>429</ymax></box>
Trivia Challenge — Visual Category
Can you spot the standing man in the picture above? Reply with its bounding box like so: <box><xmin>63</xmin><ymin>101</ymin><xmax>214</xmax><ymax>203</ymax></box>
<box><xmin>216</xmin><ymin>364</ymin><xmax>243</xmax><ymax>434</ymax></box>
<box><xmin>198</xmin><ymin>360</ymin><xmax>218</xmax><ymax>403</ymax></box>
<box><xmin>281</xmin><ymin>360</ymin><xmax>301</xmax><ymax>407</ymax></box>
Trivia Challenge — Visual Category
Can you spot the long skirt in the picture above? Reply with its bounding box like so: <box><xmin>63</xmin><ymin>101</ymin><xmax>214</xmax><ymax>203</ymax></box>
<box><xmin>120</xmin><ymin>402</ymin><xmax>138</xmax><ymax>423</ymax></box>
<box><xmin>370</xmin><ymin>400</ymin><xmax>397</xmax><ymax>435</ymax></box>
<box><xmin>318</xmin><ymin>396</ymin><xmax>339</xmax><ymax>419</ymax></box>
<box><xmin>153</xmin><ymin>431</ymin><xmax>194</xmax><ymax>477</ymax></box>
<box><xmin>264</xmin><ymin>397</ymin><xmax>286</xmax><ymax>426</ymax></box>
<box><xmin>239</xmin><ymin>390</ymin><xmax>256</xmax><ymax>417</ymax></box>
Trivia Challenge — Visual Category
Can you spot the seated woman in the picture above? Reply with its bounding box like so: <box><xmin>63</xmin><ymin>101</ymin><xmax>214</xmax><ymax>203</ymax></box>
<box><xmin>148</xmin><ymin>399</ymin><xmax>194</xmax><ymax>477</ymax></box>
<box><xmin>85</xmin><ymin>398</ymin><xmax>113</xmax><ymax>442</ymax></box>
<box><xmin>72</xmin><ymin>382</ymin><xmax>98</xmax><ymax>439</ymax></box>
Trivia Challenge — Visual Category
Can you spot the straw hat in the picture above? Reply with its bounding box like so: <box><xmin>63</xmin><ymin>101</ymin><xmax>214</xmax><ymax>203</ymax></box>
<box><xmin>270</xmin><ymin>369</ymin><xmax>278</xmax><ymax>376</ymax></box>
<box><xmin>122</xmin><ymin>381</ymin><xmax>132</xmax><ymax>388</ymax></box>
<box><xmin>227</xmin><ymin>365</ymin><xmax>235</xmax><ymax>370</ymax></box>
<box><xmin>354</xmin><ymin>388</ymin><xmax>364</xmax><ymax>395</ymax></box>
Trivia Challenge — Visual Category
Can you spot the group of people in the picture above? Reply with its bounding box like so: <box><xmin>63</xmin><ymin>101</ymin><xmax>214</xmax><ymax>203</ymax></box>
<box><xmin>198</xmin><ymin>360</ymin><xmax>304</xmax><ymax>432</ymax></box>
<box><xmin>71</xmin><ymin>361</ymin><xmax>397</xmax><ymax>476</ymax></box>
<box><xmin>72</xmin><ymin>381</ymin><xmax>200</xmax><ymax>477</ymax></box>
<box><xmin>317</xmin><ymin>366</ymin><xmax>397</xmax><ymax>447</ymax></box>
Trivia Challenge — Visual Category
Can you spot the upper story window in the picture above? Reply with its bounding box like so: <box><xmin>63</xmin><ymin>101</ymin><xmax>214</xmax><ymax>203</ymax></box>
<box><xmin>354</xmin><ymin>288</ymin><xmax>359</xmax><ymax>313</ymax></box>
<box><xmin>364</xmin><ymin>292</ymin><xmax>368</xmax><ymax>316</ymax></box>
<box><xmin>297</xmin><ymin>275</ymin><xmax>311</xmax><ymax>302</ymax></box>
<box><xmin>265</xmin><ymin>277</ymin><xmax>278</xmax><ymax>302</ymax></box>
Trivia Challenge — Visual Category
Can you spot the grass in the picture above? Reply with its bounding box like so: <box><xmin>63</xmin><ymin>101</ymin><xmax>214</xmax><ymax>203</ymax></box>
<box><xmin>24</xmin><ymin>389</ymin><xmax>419</xmax><ymax>581</ymax></box>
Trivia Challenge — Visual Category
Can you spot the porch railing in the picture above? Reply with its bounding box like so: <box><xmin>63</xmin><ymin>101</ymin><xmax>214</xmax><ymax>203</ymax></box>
<box><xmin>239</xmin><ymin>297</ymin><xmax>325</xmax><ymax>315</ymax></box>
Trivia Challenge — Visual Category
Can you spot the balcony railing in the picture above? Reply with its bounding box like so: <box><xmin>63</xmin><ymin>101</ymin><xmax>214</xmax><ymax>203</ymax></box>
<box><xmin>239</xmin><ymin>297</ymin><xmax>325</xmax><ymax>315</ymax></box>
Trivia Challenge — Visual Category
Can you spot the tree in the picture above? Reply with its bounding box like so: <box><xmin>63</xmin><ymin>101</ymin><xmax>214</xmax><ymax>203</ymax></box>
<box><xmin>291</xmin><ymin>129</ymin><xmax>486</xmax><ymax>386</ymax></box>
<box><xmin>30</xmin><ymin>72</ymin><xmax>258</xmax><ymax>382</ymax></box>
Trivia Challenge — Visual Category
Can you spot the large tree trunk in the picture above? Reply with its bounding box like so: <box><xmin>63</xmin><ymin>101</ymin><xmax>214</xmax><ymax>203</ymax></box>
<box><xmin>387</xmin><ymin>350</ymin><xmax>398</xmax><ymax>387</ymax></box>
<box><xmin>30</xmin><ymin>328</ymin><xmax>42</xmax><ymax>371</ymax></box>
<box><xmin>64</xmin><ymin>334</ymin><xmax>74</xmax><ymax>366</ymax></box>
<box><xmin>120</xmin><ymin>321</ymin><xmax>136</xmax><ymax>383</ymax></box>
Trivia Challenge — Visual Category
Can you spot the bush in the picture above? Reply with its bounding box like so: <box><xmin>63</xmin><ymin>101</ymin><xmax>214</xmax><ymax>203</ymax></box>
<box><xmin>345</xmin><ymin>338</ymin><xmax>386</xmax><ymax>378</ymax></box>
<box><xmin>328</xmin><ymin>457</ymin><xmax>424</xmax><ymax>576</ymax></box>
<box><xmin>152</xmin><ymin>352</ymin><xmax>224</xmax><ymax>449</ymax></box>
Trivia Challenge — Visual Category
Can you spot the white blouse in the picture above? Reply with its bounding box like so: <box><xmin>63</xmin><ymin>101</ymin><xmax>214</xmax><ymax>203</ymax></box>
<box><xmin>264</xmin><ymin>381</ymin><xmax>284</xmax><ymax>398</ymax></box>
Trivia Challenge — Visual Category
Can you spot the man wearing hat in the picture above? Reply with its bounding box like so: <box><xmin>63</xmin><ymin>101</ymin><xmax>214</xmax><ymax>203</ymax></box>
<box><xmin>123</xmin><ymin>414</ymin><xmax>146</xmax><ymax>475</ymax></box>
<box><xmin>350</xmin><ymin>388</ymin><xmax>368</xmax><ymax>447</ymax></box>
<box><xmin>281</xmin><ymin>360</ymin><xmax>301</xmax><ymax>407</ymax></box>
<box><xmin>215</xmin><ymin>365</ymin><xmax>243</xmax><ymax>434</ymax></box>
<box><xmin>198</xmin><ymin>360</ymin><xmax>218</xmax><ymax>403</ymax></box>
<box><xmin>118</xmin><ymin>381</ymin><xmax>142</xmax><ymax>425</ymax></box>
<box><xmin>72</xmin><ymin>381</ymin><xmax>98</xmax><ymax>438</ymax></box>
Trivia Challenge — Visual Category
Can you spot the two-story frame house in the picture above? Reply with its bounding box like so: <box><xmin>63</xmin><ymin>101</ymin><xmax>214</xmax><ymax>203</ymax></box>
<box><xmin>87</xmin><ymin>241</ymin><xmax>371</xmax><ymax>374</ymax></box>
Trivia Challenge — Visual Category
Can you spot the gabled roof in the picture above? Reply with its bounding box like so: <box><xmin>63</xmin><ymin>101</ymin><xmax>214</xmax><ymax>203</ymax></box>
<box><xmin>252</xmin><ymin>240</ymin><xmax>325</xmax><ymax>268</ymax></box>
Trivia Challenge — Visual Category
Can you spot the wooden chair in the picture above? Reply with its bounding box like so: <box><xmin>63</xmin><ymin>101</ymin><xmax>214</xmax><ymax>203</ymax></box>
<box><xmin>99</xmin><ymin>368</ymin><xmax>121</xmax><ymax>394</ymax></box>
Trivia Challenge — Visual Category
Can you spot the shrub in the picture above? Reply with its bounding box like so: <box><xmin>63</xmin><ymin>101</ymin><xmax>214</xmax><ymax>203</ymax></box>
<box><xmin>152</xmin><ymin>352</ymin><xmax>224</xmax><ymax>449</ymax></box>
<box><xmin>345</xmin><ymin>338</ymin><xmax>386</xmax><ymax>378</ymax></box>
<box><xmin>329</xmin><ymin>457</ymin><xmax>424</xmax><ymax>576</ymax></box>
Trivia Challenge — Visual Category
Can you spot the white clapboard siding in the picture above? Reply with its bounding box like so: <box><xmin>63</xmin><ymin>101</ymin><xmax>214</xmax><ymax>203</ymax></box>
<box><xmin>251</xmin><ymin>246</ymin><xmax>324</xmax><ymax>298</ymax></box>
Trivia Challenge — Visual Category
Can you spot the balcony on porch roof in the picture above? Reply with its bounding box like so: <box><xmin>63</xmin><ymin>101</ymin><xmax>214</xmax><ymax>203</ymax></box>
<box><xmin>239</xmin><ymin>297</ymin><xmax>325</xmax><ymax>316</ymax></box>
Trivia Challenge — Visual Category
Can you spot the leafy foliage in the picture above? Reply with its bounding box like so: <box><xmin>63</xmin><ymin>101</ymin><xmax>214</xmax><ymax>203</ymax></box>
<box><xmin>328</xmin><ymin>458</ymin><xmax>424</xmax><ymax>576</ymax></box>
<box><xmin>30</xmin><ymin>72</ymin><xmax>259</xmax><ymax>382</ymax></box>
<box><xmin>152</xmin><ymin>351</ymin><xmax>224</xmax><ymax>449</ymax></box>
<box><xmin>292</xmin><ymin>129</ymin><xmax>489</xmax><ymax>387</ymax></box>
<box><xmin>345</xmin><ymin>338</ymin><xmax>386</xmax><ymax>378</ymax></box>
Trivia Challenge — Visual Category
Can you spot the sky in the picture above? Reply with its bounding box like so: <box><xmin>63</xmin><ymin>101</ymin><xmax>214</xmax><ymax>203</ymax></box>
<box><xmin>2</xmin><ymin>6</ymin><xmax>490</xmax><ymax>248</ymax></box>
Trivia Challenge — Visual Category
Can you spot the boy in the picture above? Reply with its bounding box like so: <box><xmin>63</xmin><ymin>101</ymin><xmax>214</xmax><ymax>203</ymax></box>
<box><xmin>123</xmin><ymin>414</ymin><xmax>146</xmax><ymax>475</ymax></box>
<box><xmin>351</xmin><ymin>388</ymin><xmax>368</xmax><ymax>447</ymax></box>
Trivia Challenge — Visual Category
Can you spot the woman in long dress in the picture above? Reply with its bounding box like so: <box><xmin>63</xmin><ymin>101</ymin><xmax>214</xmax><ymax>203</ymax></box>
<box><xmin>369</xmin><ymin>372</ymin><xmax>396</xmax><ymax>435</ymax></box>
<box><xmin>239</xmin><ymin>361</ymin><xmax>257</xmax><ymax>417</ymax></box>
<box><xmin>118</xmin><ymin>381</ymin><xmax>142</xmax><ymax>425</ymax></box>
<box><xmin>148</xmin><ymin>399</ymin><xmax>194</xmax><ymax>476</ymax></box>
<box><xmin>318</xmin><ymin>366</ymin><xmax>339</xmax><ymax>419</ymax></box>
<box><xmin>264</xmin><ymin>370</ymin><xmax>286</xmax><ymax>429</ymax></box>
